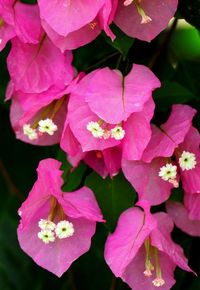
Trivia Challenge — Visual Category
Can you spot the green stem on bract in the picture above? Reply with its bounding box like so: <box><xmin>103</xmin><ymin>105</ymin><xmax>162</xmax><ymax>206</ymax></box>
<box><xmin>0</xmin><ymin>160</ymin><xmax>24</xmax><ymax>201</ymax></box>
<box><xmin>148</xmin><ymin>17</ymin><xmax>178</xmax><ymax>69</ymax></box>
<box><xmin>85</xmin><ymin>52</ymin><xmax>120</xmax><ymax>72</ymax></box>
<box><xmin>68</xmin><ymin>269</ymin><xmax>78</xmax><ymax>290</ymax></box>
<box><xmin>109</xmin><ymin>276</ymin><xmax>117</xmax><ymax>290</ymax></box>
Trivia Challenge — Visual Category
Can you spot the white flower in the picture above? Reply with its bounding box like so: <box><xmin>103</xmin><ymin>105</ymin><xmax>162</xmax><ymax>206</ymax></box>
<box><xmin>86</xmin><ymin>121</ymin><xmax>104</xmax><ymax>138</ymax></box>
<box><xmin>159</xmin><ymin>163</ymin><xmax>177</xmax><ymax>181</ymax></box>
<box><xmin>38</xmin><ymin>229</ymin><xmax>55</xmax><ymax>244</ymax></box>
<box><xmin>111</xmin><ymin>126</ymin><xmax>125</xmax><ymax>140</ymax></box>
<box><xmin>152</xmin><ymin>277</ymin><xmax>165</xmax><ymax>287</ymax></box>
<box><xmin>55</xmin><ymin>220</ymin><xmax>75</xmax><ymax>239</ymax></box>
<box><xmin>38</xmin><ymin>118</ymin><xmax>58</xmax><ymax>135</ymax></box>
<box><xmin>23</xmin><ymin>124</ymin><xmax>38</xmax><ymax>140</ymax></box>
<box><xmin>38</xmin><ymin>219</ymin><xmax>56</xmax><ymax>231</ymax></box>
<box><xmin>179</xmin><ymin>151</ymin><xmax>197</xmax><ymax>171</ymax></box>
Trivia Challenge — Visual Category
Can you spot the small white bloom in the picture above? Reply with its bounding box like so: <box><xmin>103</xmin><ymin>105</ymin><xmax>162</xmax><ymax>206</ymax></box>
<box><xmin>159</xmin><ymin>163</ymin><xmax>177</xmax><ymax>181</ymax></box>
<box><xmin>86</xmin><ymin>121</ymin><xmax>104</xmax><ymax>138</ymax></box>
<box><xmin>38</xmin><ymin>229</ymin><xmax>55</xmax><ymax>244</ymax></box>
<box><xmin>55</xmin><ymin>220</ymin><xmax>75</xmax><ymax>239</ymax></box>
<box><xmin>23</xmin><ymin>124</ymin><xmax>38</xmax><ymax>140</ymax></box>
<box><xmin>38</xmin><ymin>118</ymin><xmax>58</xmax><ymax>135</ymax></box>
<box><xmin>38</xmin><ymin>219</ymin><xmax>56</xmax><ymax>231</ymax></box>
<box><xmin>179</xmin><ymin>151</ymin><xmax>197</xmax><ymax>171</ymax></box>
<box><xmin>111</xmin><ymin>126</ymin><xmax>125</xmax><ymax>140</ymax></box>
<box><xmin>152</xmin><ymin>277</ymin><xmax>165</xmax><ymax>287</ymax></box>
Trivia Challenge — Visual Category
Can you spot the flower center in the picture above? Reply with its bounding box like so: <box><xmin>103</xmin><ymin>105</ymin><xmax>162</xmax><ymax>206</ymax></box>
<box><xmin>123</xmin><ymin>0</ymin><xmax>152</xmax><ymax>24</ymax></box>
<box><xmin>37</xmin><ymin>197</ymin><xmax>75</xmax><ymax>244</ymax></box>
<box><xmin>86</xmin><ymin>120</ymin><xmax>125</xmax><ymax>141</ymax></box>
<box><xmin>158</xmin><ymin>163</ymin><xmax>179</xmax><ymax>188</ymax></box>
<box><xmin>178</xmin><ymin>151</ymin><xmax>197</xmax><ymax>171</ymax></box>
<box><xmin>23</xmin><ymin>96</ymin><xmax>66</xmax><ymax>140</ymax></box>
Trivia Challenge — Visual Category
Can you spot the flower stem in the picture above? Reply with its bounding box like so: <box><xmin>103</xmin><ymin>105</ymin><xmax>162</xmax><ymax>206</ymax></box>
<box><xmin>0</xmin><ymin>160</ymin><xmax>24</xmax><ymax>200</ymax></box>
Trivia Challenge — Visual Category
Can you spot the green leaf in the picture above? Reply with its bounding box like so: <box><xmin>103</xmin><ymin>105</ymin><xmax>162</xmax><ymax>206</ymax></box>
<box><xmin>85</xmin><ymin>172</ymin><xmax>136</xmax><ymax>231</ymax></box>
<box><xmin>103</xmin><ymin>25</ymin><xmax>134</xmax><ymax>59</ymax></box>
<box><xmin>153</xmin><ymin>81</ymin><xmax>195</xmax><ymax>111</ymax></box>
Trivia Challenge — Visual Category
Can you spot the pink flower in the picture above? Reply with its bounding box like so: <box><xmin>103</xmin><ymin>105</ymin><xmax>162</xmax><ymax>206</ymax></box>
<box><xmin>66</xmin><ymin>65</ymin><xmax>160</xmax><ymax>160</ymax></box>
<box><xmin>105</xmin><ymin>202</ymin><xmax>192</xmax><ymax>290</ymax></box>
<box><xmin>7</xmin><ymin>52</ymin><xmax>75</xmax><ymax>145</ymax></box>
<box><xmin>0</xmin><ymin>1</ymin><xmax>42</xmax><ymax>51</ymax></box>
<box><xmin>38</xmin><ymin>0</ymin><xmax>117</xmax><ymax>51</ymax></box>
<box><xmin>17</xmin><ymin>158</ymin><xmax>104</xmax><ymax>277</ymax></box>
<box><xmin>122</xmin><ymin>105</ymin><xmax>198</xmax><ymax>205</ymax></box>
<box><xmin>7</xmin><ymin>35</ymin><xmax>73</xmax><ymax>93</ymax></box>
<box><xmin>114</xmin><ymin>0</ymin><xmax>178</xmax><ymax>42</ymax></box>
<box><xmin>61</xmin><ymin>122</ymin><xmax>122</xmax><ymax>178</ymax></box>
<box><xmin>166</xmin><ymin>201</ymin><xmax>200</xmax><ymax>237</ymax></box>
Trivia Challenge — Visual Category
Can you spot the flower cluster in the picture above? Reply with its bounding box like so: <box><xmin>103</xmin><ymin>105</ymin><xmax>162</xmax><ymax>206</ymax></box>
<box><xmin>1</xmin><ymin>0</ymin><xmax>199</xmax><ymax>289</ymax></box>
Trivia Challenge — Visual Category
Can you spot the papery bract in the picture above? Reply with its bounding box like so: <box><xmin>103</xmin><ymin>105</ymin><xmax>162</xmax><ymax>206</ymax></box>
<box><xmin>105</xmin><ymin>203</ymin><xmax>192</xmax><ymax>290</ymax></box>
<box><xmin>61</xmin><ymin>122</ymin><xmax>122</xmax><ymax>178</ymax></box>
<box><xmin>122</xmin><ymin>105</ymin><xmax>197</xmax><ymax>205</ymax></box>
<box><xmin>166</xmin><ymin>201</ymin><xmax>200</xmax><ymax>237</ymax></box>
<box><xmin>67</xmin><ymin>65</ymin><xmax>160</xmax><ymax>160</ymax></box>
<box><xmin>38</xmin><ymin>0</ymin><xmax>117</xmax><ymax>50</ymax></box>
<box><xmin>7</xmin><ymin>36</ymin><xmax>73</xmax><ymax>93</ymax></box>
<box><xmin>114</xmin><ymin>0</ymin><xmax>178</xmax><ymax>42</ymax></box>
<box><xmin>8</xmin><ymin>52</ymin><xmax>75</xmax><ymax>145</ymax></box>
<box><xmin>17</xmin><ymin>158</ymin><xmax>103</xmax><ymax>277</ymax></box>
<box><xmin>0</xmin><ymin>1</ymin><xmax>42</xmax><ymax>51</ymax></box>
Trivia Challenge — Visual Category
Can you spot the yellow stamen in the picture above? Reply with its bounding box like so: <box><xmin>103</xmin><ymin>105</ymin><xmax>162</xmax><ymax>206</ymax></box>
<box><xmin>0</xmin><ymin>17</ymin><xmax>4</xmax><ymax>28</ymax></box>
<box><xmin>144</xmin><ymin>238</ymin><xmax>154</xmax><ymax>277</ymax></box>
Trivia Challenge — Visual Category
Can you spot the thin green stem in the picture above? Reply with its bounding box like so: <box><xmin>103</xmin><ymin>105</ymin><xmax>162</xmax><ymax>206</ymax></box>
<box><xmin>0</xmin><ymin>160</ymin><xmax>24</xmax><ymax>201</ymax></box>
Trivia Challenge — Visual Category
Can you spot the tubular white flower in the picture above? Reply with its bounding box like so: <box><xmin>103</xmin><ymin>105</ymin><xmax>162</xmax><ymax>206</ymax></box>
<box><xmin>38</xmin><ymin>229</ymin><xmax>55</xmax><ymax>244</ymax></box>
<box><xmin>55</xmin><ymin>220</ymin><xmax>75</xmax><ymax>239</ymax></box>
<box><xmin>38</xmin><ymin>219</ymin><xmax>56</xmax><ymax>231</ymax></box>
<box><xmin>152</xmin><ymin>277</ymin><xmax>165</xmax><ymax>287</ymax></box>
<box><xmin>86</xmin><ymin>121</ymin><xmax>104</xmax><ymax>138</ymax></box>
<box><xmin>179</xmin><ymin>151</ymin><xmax>197</xmax><ymax>171</ymax></box>
<box><xmin>111</xmin><ymin>126</ymin><xmax>125</xmax><ymax>140</ymax></box>
<box><xmin>159</xmin><ymin>163</ymin><xmax>177</xmax><ymax>181</ymax></box>
<box><xmin>38</xmin><ymin>118</ymin><xmax>58</xmax><ymax>135</ymax></box>
<box><xmin>23</xmin><ymin>124</ymin><xmax>38</xmax><ymax>140</ymax></box>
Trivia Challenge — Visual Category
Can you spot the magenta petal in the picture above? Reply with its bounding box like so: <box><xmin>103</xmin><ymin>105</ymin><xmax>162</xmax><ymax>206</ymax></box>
<box><xmin>84</xmin><ymin>151</ymin><xmax>109</xmax><ymax>178</ymax></box>
<box><xmin>61</xmin><ymin>187</ymin><xmax>104</xmax><ymax>222</ymax></box>
<box><xmin>0</xmin><ymin>22</ymin><xmax>15</xmax><ymax>51</ymax></box>
<box><xmin>151</xmin><ymin>212</ymin><xmax>192</xmax><ymax>272</ymax></box>
<box><xmin>122</xmin><ymin>246</ymin><xmax>176</xmax><ymax>290</ymax></box>
<box><xmin>142</xmin><ymin>105</ymin><xmax>196</xmax><ymax>162</ymax></box>
<box><xmin>184</xmin><ymin>192</ymin><xmax>200</xmax><ymax>221</ymax></box>
<box><xmin>166</xmin><ymin>201</ymin><xmax>200</xmax><ymax>237</ymax></box>
<box><xmin>42</xmin><ymin>18</ymin><xmax>101</xmax><ymax>51</ymax></box>
<box><xmin>85</xmin><ymin>65</ymin><xmax>160</xmax><ymax>124</ymax></box>
<box><xmin>38</xmin><ymin>0</ymin><xmax>104</xmax><ymax>36</ymax></box>
<box><xmin>178</xmin><ymin>127</ymin><xmax>200</xmax><ymax>194</ymax></box>
<box><xmin>104</xmin><ymin>207</ymin><xmax>157</xmax><ymax>276</ymax></box>
<box><xmin>18</xmin><ymin>212</ymin><xmax>96</xmax><ymax>277</ymax></box>
<box><xmin>18</xmin><ymin>159</ymin><xmax>63</xmax><ymax>229</ymax></box>
<box><xmin>14</xmin><ymin>3</ymin><xmax>42</xmax><ymax>44</ymax></box>
<box><xmin>8</xmin><ymin>37</ymin><xmax>73</xmax><ymax>93</ymax></box>
<box><xmin>123</xmin><ymin>111</ymin><xmax>152</xmax><ymax>160</ymax></box>
<box><xmin>68</xmin><ymin>93</ymin><xmax>120</xmax><ymax>152</ymax></box>
<box><xmin>122</xmin><ymin>157</ymin><xmax>173</xmax><ymax>205</ymax></box>
<box><xmin>114</xmin><ymin>0</ymin><xmax>178</xmax><ymax>42</ymax></box>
